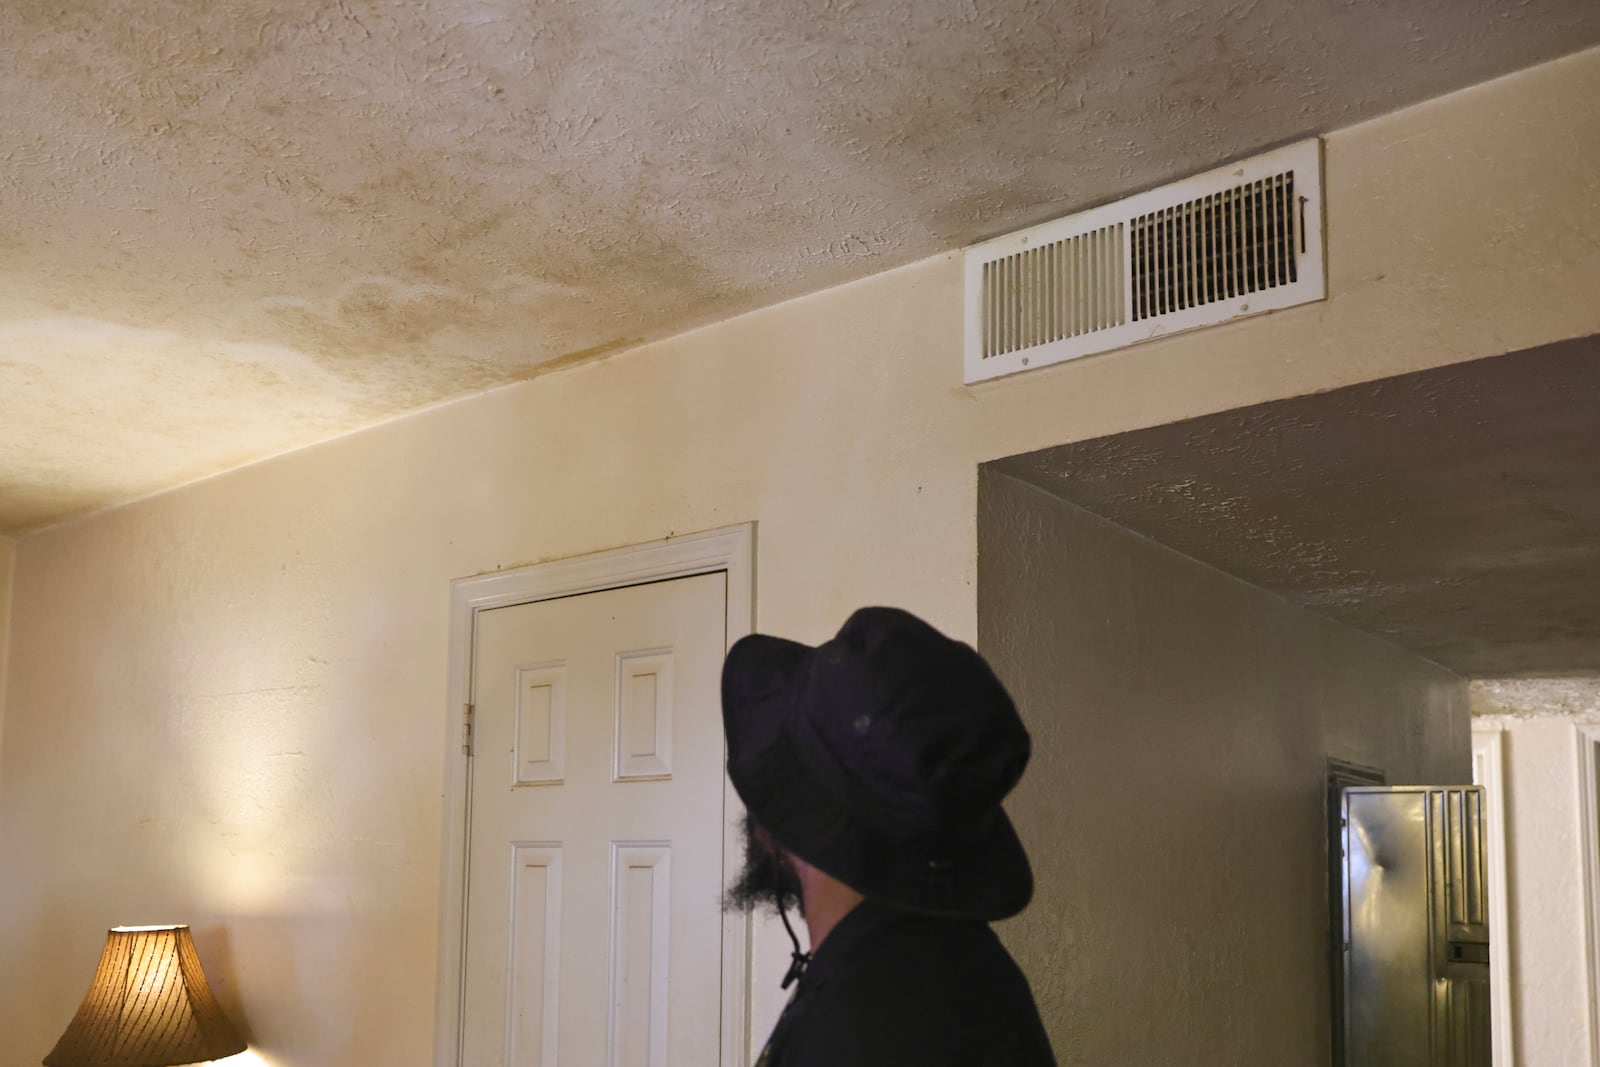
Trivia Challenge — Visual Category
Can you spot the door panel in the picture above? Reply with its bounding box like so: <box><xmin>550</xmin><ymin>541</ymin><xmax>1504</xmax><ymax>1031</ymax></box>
<box><xmin>462</xmin><ymin>572</ymin><xmax>728</xmax><ymax>1067</ymax></box>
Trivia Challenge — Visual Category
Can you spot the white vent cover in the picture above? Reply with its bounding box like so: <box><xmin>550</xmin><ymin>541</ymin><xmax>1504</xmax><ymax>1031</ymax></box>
<box><xmin>964</xmin><ymin>139</ymin><xmax>1325</xmax><ymax>384</ymax></box>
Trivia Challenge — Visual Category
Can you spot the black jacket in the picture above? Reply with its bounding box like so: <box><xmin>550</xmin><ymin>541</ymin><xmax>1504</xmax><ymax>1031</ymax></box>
<box><xmin>756</xmin><ymin>900</ymin><xmax>1056</xmax><ymax>1066</ymax></box>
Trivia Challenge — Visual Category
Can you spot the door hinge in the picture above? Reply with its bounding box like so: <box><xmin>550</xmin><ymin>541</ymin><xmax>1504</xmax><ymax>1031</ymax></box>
<box><xmin>462</xmin><ymin>702</ymin><xmax>475</xmax><ymax>757</ymax></box>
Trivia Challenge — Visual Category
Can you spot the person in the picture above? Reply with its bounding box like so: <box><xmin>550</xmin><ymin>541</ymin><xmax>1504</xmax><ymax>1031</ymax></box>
<box><xmin>722</xmin><ymin>606</ymin><xmax>1056</xmax><ymax>1066</ymax></box>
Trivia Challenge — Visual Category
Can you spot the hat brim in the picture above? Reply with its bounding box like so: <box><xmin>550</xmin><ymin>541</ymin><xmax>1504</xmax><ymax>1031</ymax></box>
<box><xmin>722</xmin><ymin>633</ymin><xmax>1034</xmax><ymax>922</ymax></box>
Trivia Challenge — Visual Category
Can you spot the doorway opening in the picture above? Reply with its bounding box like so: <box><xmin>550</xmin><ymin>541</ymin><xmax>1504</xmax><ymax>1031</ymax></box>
<box><xmin>975</xmin><ymin>335</ymin><xmax>1600</xmax><ymax>1063</ymax></box>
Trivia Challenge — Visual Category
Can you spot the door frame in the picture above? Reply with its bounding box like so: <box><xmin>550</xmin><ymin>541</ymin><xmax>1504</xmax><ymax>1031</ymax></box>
<box><xmin>433</xmin><ymin>523</ymin><xmax>756</xmax><ymax>1067</ymax></box>
<box><xmin>1471</xmin><ymin>727</ymin><xmax>1514</xmax><ymax>1067</ymax></box>
<box><xmin>1579</xmin><ymin>723</ymin><xmax>1600</xmax><ymax>1066</ymax></box>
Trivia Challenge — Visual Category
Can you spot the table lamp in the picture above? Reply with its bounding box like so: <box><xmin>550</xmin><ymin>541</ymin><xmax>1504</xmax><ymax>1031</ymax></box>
<box><xmin>44</xmin><ymin>924</ymin><xmax>246</xmax><ymax>1067</ymax></box>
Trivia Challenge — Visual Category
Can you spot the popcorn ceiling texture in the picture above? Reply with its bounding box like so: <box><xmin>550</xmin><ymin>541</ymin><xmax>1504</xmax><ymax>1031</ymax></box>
<box><xmin>1471</xmin><ymin>677</ymin><xmax>1600</xmax><ymax>720</ymax></box>
<box><xmin>3</xmin><ymin>0</ymin><xmax>1600</xmax><ymax>533</ymax></box>
<box><xmin>993</xmin><ymin>337</ymin><xmax>1600</xmax><ymax>677</ymax></box>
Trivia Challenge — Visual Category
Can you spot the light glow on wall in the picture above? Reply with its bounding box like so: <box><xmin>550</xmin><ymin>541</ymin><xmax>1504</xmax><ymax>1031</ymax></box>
<box><xmin>215</xmin><ymin>1050</ymin><xmax>277</xmax><ymax>1067</ymax></box>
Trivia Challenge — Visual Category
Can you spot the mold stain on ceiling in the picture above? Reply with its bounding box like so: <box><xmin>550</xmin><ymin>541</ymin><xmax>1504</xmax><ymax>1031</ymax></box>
<box><xmin>3</xmin><ymin>0</ymin><xmax>1600</xmax><ymax>534</ymax></box>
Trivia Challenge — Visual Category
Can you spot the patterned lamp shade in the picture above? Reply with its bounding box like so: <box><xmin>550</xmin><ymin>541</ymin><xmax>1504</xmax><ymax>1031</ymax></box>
<box><xmin>44</xmin><ymin>925</ymin><xmax>246</xmax><ymax>1067</ymax></box>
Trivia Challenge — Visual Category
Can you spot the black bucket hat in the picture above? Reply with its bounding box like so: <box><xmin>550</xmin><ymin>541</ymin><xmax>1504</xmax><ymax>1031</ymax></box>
<box><xmin>722</xmin><ymin>606</ymin><xmax>1033</xmax><ymax>922</ymax></box>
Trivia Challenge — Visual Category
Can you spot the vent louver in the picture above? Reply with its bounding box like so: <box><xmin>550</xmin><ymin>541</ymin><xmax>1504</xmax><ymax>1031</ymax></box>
<box><xmin>965</xmin><ymin>140</ymin><xmax>1324</xmax><ymax>383</ymax></box>
<box><xmin>981</xmin><ymin>224</ymin><xmax>1124</xmax><ymax>358</ymax></box>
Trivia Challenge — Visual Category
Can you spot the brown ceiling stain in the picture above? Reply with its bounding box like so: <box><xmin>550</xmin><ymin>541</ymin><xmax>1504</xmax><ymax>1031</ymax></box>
<box><xmin>991</xmin><ymin>337</ymin><xmax>1600</xmax><ymax>677</ymax></box>
<box><xmin>511</xmin><ymin>337</ymin><xmax>646</xmax><ymax>381</ymax></box>
<box><xmin>3</xmin><ymin>0</ymin><xmax>1600</xmax><ymax>534</ymax></box>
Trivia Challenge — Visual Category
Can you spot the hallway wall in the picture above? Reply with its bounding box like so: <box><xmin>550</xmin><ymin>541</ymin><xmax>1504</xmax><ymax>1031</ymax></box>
<box><xmin>979</xmin><ymin>471</ymin><xmax>1468</xmax><ymax>1064</ymax></box>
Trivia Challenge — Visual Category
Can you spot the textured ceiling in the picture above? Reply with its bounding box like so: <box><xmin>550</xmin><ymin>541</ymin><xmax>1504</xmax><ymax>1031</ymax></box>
<box><xmin>4</xmin><ymin>1</ymin><xmax>1600</xmax><ymax>534</ymax></box>
<box><xmin>993</xmin><ymin>337</ymin><xmax>1600</xmax><ymax>677</ymax></box>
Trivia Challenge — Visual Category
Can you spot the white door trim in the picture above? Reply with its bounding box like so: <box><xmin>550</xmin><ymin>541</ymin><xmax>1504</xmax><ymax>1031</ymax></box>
<box><xmin>434</xmin><ymin>524</ymin><xmax>757</xmax><ymax>1067</ymax></box>
<box><xmin>1471</xmin><ymin>727</ymin><xmax>1514</xmax><ymax>1067</ymax></box>
<box><xmin>1577</xmin><ymin>724</ymin><xmax>1600</xmax><ymax>1067</ymax></box>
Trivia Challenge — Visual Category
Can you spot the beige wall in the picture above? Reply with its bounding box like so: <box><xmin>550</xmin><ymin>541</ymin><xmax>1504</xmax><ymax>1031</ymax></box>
<box><xmin>0</xmin><ymin>45</ymin><xmax>1596</xmax><ymax>1067</ymax></box>
<box><xmin>0</xmin><ymin>534</ymin><xmax>12</xmax><ymax>777</ymax></box>
<box><xmin>1475</xmin><ymin>680</ymin><xmax>1600</xmax><ymax>1067</ymax></box>
<box><xmin>979</xmin><ymin>471</ymin><xmax>1468</xmax><ymax>1064</ymax></box>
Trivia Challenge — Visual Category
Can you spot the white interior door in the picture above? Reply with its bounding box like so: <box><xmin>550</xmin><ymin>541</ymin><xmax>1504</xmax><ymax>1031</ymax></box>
<box><xmin>461</xmin><ymin>571</ymin><xmax>728</xmax><ymax>1067</ymax></box>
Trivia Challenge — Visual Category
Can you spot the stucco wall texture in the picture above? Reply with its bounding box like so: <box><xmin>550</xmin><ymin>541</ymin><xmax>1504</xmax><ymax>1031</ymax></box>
<box><xmin>979</xmin><ymin>471</ymin><xmax>1468</xmax><ymax>1064</ymax></box>
<box><xmin>0</xmin><ymin>49</ymin><xmax>1597</xmax><ymax>1067</ymax></box>
<box><xmin>1474</xmin><ymin>680</ymin><xmax>1600</xmax><ymax>1067</ymax></box>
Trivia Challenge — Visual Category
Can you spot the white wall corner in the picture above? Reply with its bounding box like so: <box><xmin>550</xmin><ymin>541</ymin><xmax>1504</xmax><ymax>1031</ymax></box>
<box><xmin>1576</xmin><ymin>725</ymin><xmax>1600</xmax><ymax>1067</ymax></box>
<box><xmin>1472</xmin><ymin>726</ymin><xmax>1515</xmax><ymax>1067</ymax></box>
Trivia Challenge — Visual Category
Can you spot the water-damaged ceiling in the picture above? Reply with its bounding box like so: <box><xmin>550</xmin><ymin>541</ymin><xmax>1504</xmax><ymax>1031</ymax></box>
<box><xmin>993</xmin><ymin>337</ymin><xmax>1600</xmax><ymax>678</ymax></box>
<box><xmin>4</xmin><ymin>1</ymin><xmax>1599</xmax><ymax>535</ymax></box>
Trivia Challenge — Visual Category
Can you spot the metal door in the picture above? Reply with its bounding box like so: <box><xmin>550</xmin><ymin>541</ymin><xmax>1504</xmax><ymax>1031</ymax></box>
<box><xmin>1342</xmin><ymin>786</ymin><xmax>1491</xmax><ymax>1066</ymax></box>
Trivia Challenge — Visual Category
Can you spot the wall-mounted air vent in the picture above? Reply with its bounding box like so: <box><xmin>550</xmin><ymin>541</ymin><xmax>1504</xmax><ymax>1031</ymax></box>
<box><xmin>965</xmin><ymin>139</ymin><xmax>1325</xmax><ymax>384</ymax></box>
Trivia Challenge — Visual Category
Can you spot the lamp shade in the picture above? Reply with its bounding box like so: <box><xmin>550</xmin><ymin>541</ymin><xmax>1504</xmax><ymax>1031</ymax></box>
<box><xmin>44</xmin><ymin>925</ymin><xmax>246</xmax><ymax>1067</ymax></box>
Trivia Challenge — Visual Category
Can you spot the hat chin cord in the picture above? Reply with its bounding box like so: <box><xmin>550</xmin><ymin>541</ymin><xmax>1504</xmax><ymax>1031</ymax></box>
<box><xmin>769</xmin><ymin>843</ymin><xmax>810</xmax><ymax>991</ymax></box>
<box><xmin>777</xmin><ymin>897</ymin><xmax>811</xmax><ymax>990</ymax></box>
